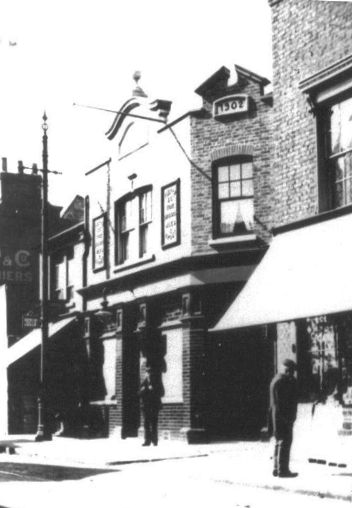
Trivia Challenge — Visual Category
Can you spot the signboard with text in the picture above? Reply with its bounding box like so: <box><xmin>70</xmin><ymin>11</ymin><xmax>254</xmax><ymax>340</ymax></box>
<box><xmin>161</xmin><ymin>179</ymin><xmax>180</xmax><ymax>249</ymax></box>
<box><xmin>0</xmin><ymin>247</ymin><xmax>34</xmax><ymax>284</ymax></box>
<box><xmin>213</xmin><ymin>94</ymin><xmax>249</xmax><ymax>120</ymax></box>
<box><xmin>22</xmin><ymin>310</ymin><xmax>40</xmax><ymax>329</ymax></box>
<box><xmin>93</xmin><ymin>214</ymin><xmax>106</xmax><ymax>271</ymax></box>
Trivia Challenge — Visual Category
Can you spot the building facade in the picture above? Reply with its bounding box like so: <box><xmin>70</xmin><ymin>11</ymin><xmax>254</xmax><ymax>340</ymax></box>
<box><xmin>63</xmin><ymin>68</ymin><xmax>274</xmax><ymax>442</ymax></box>
<box><xmin>0</xmin><ymin>158</ymin><xmax>67</xmax><ymax>434</ymax></box>
<box><xmin>214</xmin><ymin>0</ymin><xmax>352</xmax><ymax>462</ymax></box>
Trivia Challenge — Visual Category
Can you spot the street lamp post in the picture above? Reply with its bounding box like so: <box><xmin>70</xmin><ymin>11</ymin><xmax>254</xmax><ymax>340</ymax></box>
<box><xmin>35</xmin><ymin>112</ymin><xmax>51</xmax><ymax>441</ymax></box>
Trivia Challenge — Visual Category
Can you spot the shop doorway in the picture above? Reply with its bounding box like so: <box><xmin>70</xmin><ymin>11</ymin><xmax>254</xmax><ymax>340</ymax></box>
<box><xmin>208</xmin><ymin>329</ymin><xmax>271</xmax><ymax>440</ymax></box>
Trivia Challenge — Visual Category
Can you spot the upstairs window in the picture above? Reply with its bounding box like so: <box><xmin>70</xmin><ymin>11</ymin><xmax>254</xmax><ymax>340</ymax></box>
<box><xmin>214</xmin><ymin>160</ymin><xmax>254</xmax><ymax>237</ymax></box>
<box><xmin>323</xmin><ymin>97</ymin><xmax>352</xmax><ymax>209</ymax></box>
<box><xmin>52</xmin><ymin>247</ymin><xmax>74</xmax><ymax>301</ymax></box>
<box><xmin>139</xmin><ymin>190</ymin><xmax>152</xmax><ymax>257</ymax></box>
<box><xmin>118</xmin><ymin>198</ymin><xmax>134</xmax><ymax>263</ymax></box>
<box><xmin>115</xmin><ymin>187</ymin><xmax>153</xmax><ymax>265</ymax></box>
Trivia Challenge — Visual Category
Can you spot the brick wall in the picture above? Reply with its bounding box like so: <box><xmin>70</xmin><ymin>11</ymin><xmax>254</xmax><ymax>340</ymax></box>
<box><xmin>190</xmin><ymin>73</ymin><xmax>273</xmax><ymax>254</ymax></box>
<box><xmin>269</xmin><ymin>0</ymin><xmax>352</xmax><ymax>226</ymax></box>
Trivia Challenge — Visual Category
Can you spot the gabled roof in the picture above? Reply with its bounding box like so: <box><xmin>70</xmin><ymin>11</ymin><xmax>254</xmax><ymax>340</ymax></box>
<box><xmin>61</xmin><ymin>195</ymin><xmax>84</xmax><ymax>223</ymax></box>
<box><xmin>195</xmin><ymin>64</ymin><xmax>270</xmax><ymax>97</ymax></box>
<box><xmin>195</xmin><ymin>66</ymin><xmax>231</xmax><ymax>96</ymax></box>
<box><xmin>235</xmin><ymin>64</ymin><xmax>270</xmax><ymax>87</ymax></box>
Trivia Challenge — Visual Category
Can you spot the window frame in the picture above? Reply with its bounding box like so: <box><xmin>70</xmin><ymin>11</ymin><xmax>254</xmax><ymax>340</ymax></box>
<box><xmin>52</xmin><ymin>247</ymin><xmax>74</xmax><ymax>302</ymax></box>
<box><xmin>317</xmin><ymin>90</ymin><xmax>352</xmax><ymax>213</ymax></box>
<box><xmin>115</xmin><ymin>185</ymin><xmax>153</xmax><ymax>265</ymax></box>
<box><xmin>212</xmin><ymin>157</ymin><xmax>254</xmax><ymax>238</ymax></box>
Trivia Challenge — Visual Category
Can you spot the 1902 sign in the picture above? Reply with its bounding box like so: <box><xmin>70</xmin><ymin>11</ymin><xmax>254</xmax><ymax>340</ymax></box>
<box><xmin>213</xmin><ymin>94</ymin><xmax>249</xmax><ymax>119</ymax></box>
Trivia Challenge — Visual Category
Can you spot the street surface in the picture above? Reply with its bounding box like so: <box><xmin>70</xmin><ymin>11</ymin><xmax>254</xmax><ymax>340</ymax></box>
<box><xmin>0</xmin><ymin>453</ymin><xmax>349</xmax><ymax>508</ymax></box>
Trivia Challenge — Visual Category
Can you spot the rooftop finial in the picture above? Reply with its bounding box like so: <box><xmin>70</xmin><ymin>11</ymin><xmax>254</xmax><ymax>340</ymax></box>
<box><xmin>133</xmin><ymin>70</ymin><xmax>141</xmax><ymax>86</ymax></box>
<box><xmin>132</xmin><ymin>70</ymin><xmax>147</xmax><ymax>98</ymax></box>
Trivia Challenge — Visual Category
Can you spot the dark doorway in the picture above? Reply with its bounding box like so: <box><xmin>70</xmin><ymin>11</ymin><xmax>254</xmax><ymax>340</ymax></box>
<box><xmin>207</xmin><ymin>328</ymin><xmax>272</xmax><ymax>440</ymax></box>
<box><xmin>122</xmin><ymin>332</ymin><xmax>140</xmax><ymax>437</ymax></box>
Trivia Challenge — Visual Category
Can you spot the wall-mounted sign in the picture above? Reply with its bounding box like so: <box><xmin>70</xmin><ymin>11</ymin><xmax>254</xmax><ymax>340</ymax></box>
<box><xmin>161</xmin><ymin>179</ymin><xmax>180</xmax><ymax>249</ymax></box>
<box><xmin>213</xmin><ymin>94</ymin><xmax>249</xmax><ymax>119</ymax></box>
<box><xmin>0</xmin><ymin>247</ymin><xmax>34</xmax><ymax>284</ymax></box>
<box><xmin>22</xmin><ymin>310</ymin><xmax>40</xmax><ymax>329</ymax></box>
<box><xmin>93</xmin><ymin>214</ymin><xmax>106</xmax><ymax>271</ymax></box>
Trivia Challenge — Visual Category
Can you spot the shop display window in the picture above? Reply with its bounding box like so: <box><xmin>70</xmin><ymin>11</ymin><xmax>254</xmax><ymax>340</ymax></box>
<box><xmin>299</xmin><ymin>315</ymin><xmax>352</xmax><ymax>406</ymax></box>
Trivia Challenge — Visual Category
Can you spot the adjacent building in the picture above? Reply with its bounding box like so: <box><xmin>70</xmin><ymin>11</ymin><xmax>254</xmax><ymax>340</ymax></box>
<box><xmin>214</xmin><ymin>0</ymin><xmax>352</xmax><ymax>461</ymax></box>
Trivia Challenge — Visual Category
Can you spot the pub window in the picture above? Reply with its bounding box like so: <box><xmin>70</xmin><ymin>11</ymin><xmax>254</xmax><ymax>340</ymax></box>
<box><xmin>139</xmin><ymin>189</ymin><xmax>152</xmax><ymax>257</ymax></box>
<box><xmin>319</xmin><ymin>96</ymin><xmax>352</xmax><ymax>211</ymax></box>
<box><xmin>116</xmin><ymin>198</ymin><xmax>134</xmax><ymax>264</ymax></box>
<box><xmin>115</xmin><ymin>187</ymin><xmax>153</xmax><ymax>265</ymax></box>
<box><xmin>213</xmin><ymin>159</ymin><xmax>254</xmax><ymax>237</ymax></box>
<box><xmin>162</xmin><ymin>328</ymin><xmax>183</xmax><ymax>403</ymax></box>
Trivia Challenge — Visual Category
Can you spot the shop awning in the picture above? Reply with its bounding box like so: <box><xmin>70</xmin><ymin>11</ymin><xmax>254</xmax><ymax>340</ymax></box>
<box><xmin>6</xmin><ymin>317</ymin><xmax>76</xmax><ymax>366</ymax></box>
<box><xmin>212</xmin><ymin>213</ymin><xmax>352</xmax><ymax>331</ymax></box>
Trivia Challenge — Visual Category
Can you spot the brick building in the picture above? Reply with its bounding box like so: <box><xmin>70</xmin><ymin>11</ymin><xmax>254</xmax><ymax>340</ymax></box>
<box><xmin>0</xmin><ymin>159</ymin><xmax>67</xmax><ymax>434</ymax></box>
<box><xmin>214</xmin><ymin>0</ymin><xmax>352</xmax><ymax>461</ymax></box>
<box><xmin>16</xmin><ymin>68</ymin><xmax>271</xmax><ymax>442</ymax></box>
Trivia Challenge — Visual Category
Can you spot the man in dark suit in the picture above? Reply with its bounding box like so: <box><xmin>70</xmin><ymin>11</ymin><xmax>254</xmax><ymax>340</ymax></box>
<box><xmin>139</xmin><ymin>366</ymin><xmax>164</xmax><ymax>446</ymax></box>
<box><xmin>269</xmin><ymin>359</ymin><xmax>298</xmax><ymax>478</ymax></box>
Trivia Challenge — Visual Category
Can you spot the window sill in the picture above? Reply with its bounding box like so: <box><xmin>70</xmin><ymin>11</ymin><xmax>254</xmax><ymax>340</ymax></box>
<box><xmin>114</xmin><ymin>254</ymin><xmax>155</xmax><ymax>274</ymax></box>
<box><xmin>162</xmin><ymin>398</ymin><xmax>183</xmax><ymax>404</ymax></box>
<box><xmin>209</xmin><ymin>234</ymin><xmax>257</xmax><ymax>247</ymax></box>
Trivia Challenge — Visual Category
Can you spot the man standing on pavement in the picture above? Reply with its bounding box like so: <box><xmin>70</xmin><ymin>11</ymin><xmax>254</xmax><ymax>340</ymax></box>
<box><xmin>139</xmin><ymin>365</ymin><xmax>164</xmax><ymax>446</ymax></box>
<box><xmin>269</xmin><ymin>358</ymin><xmax>298</xmax><ymax>478</ymax></box>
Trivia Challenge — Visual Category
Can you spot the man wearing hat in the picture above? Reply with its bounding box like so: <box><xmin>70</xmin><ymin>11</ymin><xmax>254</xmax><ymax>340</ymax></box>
<box><xmin>269</xmin><ymin>358</ymin><xmax>298</xmax><ymax>478</ymax></box>
<box><xmin>139</xmin><ymin>366</ymin><xmax>164</xmax><ymax>446</ymax></box>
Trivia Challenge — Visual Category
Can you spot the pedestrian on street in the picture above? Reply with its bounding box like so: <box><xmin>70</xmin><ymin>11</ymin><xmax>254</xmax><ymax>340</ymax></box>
<box><xmin>269</xmin><ymin>358</ymin><xmax>298</xmax><ymax>478</ymax></box>
<box><xmin>139</xmin><ymin>365</ymin><xmax>164</xmax><ymax>446</ymax></box>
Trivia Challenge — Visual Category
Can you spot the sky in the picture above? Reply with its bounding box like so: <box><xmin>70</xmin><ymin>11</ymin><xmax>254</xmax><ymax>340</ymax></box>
<box><xmin>0</xmin><ymin>0</ymin><xmax>275</xmax><ymax>208</ymax></box>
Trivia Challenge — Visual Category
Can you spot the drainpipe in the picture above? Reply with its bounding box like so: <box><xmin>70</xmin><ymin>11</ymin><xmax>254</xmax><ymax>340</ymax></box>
<box><xmin>82</xmin><ymin>195</ymin><xmax>90</xmax><ymax>312</ymax></box>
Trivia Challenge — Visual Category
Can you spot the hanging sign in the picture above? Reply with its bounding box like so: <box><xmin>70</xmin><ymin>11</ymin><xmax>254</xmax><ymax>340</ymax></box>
<box><xmin>161</xmin><ymin>179</ymin><xmax>180</xmax><ymax>249</ymax></box>
<box><xmin>213</xmin><ymin>94</ymin><xmax>249</xmax><ymax>119</ymax></box>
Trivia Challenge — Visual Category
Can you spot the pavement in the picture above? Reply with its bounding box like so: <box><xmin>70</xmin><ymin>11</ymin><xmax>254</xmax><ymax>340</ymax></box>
<box><xmin>0</xmin><ymin>435</ymin><xmax>350</xmax><ymax>502</ymax></box>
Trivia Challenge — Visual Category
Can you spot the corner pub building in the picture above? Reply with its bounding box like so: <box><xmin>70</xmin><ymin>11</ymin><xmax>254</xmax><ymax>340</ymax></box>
<box><xmin>63</xmin><ymin>66</ymin><xmax>274</xmax><ymax>443</ymax></box>
<box><xmin>214</xmin><ymin>0</ymin><xmax>352</xmax><ymax>462</ymax></box>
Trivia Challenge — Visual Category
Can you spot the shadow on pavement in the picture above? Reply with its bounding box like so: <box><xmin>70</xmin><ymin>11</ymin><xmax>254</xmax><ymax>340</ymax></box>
<box><xmin>0</xmin><ymin>462</ymin><xmax>117</xmax><ymax>482</ymax></box>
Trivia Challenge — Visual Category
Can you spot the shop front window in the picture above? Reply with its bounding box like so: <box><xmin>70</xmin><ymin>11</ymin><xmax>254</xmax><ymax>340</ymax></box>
<box><xmin>306</xmin><ymin>316</ymin><xmax>339</xmax><ymax>400</ymax></box>
<box><xmin>301</xmin><ymin>315</ymin><xmax>352</xmax><ymax>405</ymax></box>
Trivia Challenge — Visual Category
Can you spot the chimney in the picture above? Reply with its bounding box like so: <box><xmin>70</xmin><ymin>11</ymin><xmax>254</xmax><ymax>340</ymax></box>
<box><xmin>2</xmin><ymin>158</ymin><xmax>7</xmax><ymax>172</ymax></box>
<box><xmin>32</xmin><ymin>163</ymin><xmax>38</xmax><ymax>175</ymax></box>
<box><xmin>18</xmin><ymin>160</ymin><xmax>24</xmax><ymax>174</ymax></box>
<box><xmin>149</xmin><ymin>99</ymin><xmax>172</xmax><ymax>122</ymax></box>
